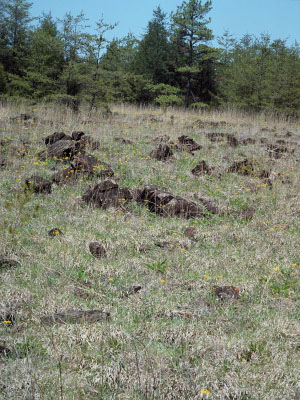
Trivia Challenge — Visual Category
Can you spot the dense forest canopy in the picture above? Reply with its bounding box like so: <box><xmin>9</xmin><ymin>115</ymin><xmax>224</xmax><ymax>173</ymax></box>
<box><xmin>1</xmin><ymin>0</ymin><xmax>300</xmax><ymax>115</ymax></box>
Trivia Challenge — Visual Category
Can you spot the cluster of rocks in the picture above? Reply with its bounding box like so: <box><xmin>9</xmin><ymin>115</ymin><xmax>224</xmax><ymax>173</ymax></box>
<box><xmin>81</xmin><ymin>179</ymin><xmax>220</xmax><ymax>220</ymax></box>
<box><xmin>25</xmin><ymin>130</ymin><xmax>114</xmax><ymax>192</ymax></box>
<box><xmin>150</xmin><ymin>135</ymin><xmax>202</xmax><ymax>161</ymax></box>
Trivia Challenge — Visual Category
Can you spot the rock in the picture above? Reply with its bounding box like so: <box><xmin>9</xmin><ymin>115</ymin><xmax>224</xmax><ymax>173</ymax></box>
<box><xmin>52</xmin><ymin>167</ymin><xmax>78</xmax><ymax>185</ymax></box>
<box><xmin>114</xmin><ymin>137</ymin><xmax>133</xmax><ymax>144</ymax></box>
<box><xmin>193</xmin><ymin>194</ymin><xmax>220</xmax><ymax>214</ymax></box>
<box><xmin>184</xmin><ymin>227</ymin><xmax>197</xmax><ymax>241</ymax></box>
<box><xmin>120</xmin><ymin>286</ymin><xmax>142</xmax><ymax>298</ymax></box>
<box><xmin>267</xmin><ymin>144</ymin><xmax>291</xmax><ymax>159</ymax></box>
<box><xmin>48</xmin><ymin>228</ymin><xmax>63</xmax><ymax>237</ymax></box>
<box><xmin>139</xmin><ymin>185</ymin><xmax>206</xmax><ymax>219</ymax></box>
<box><xmin>0</xmin><ymin>344</ymin><xmax>12</xmax><ymax>357</ymax></box>
<box><xmin>89</xmin><ymin>242</ymin><xmax>106</xmax><ymax>258</ymax></box>
<box><xmin>0</xmin><ymin>255</ymin><xmax>20</xmax><ymax>270</ymax></box>
<box><xmin>25</xmin><ymin>176</ymin><xmax>52</xmax><ymax>194</ymax></box>
<box><xmin>214</xmin><ymin>286</ymin><xmax>239</xmax><ymax>302</ymax></box>
<box><xmin>8</xmin><ymin>144</ymin><xmax>28</xmax><ymax>159</ymax></box>
<box><xmin>71</xmin><ymin>154</ymin><xmax>114</xmax><ymax>178</ymax></box>
<box><xmin>206</xmin><ymin>132</ymin><xmax>226</xmax><ymax>142</ymax></box>
<box><xmin>155</xmin><ymin>241</ymin><xmax>188</xmax><ymax>250</ymax></box>
<box><xmin>82</xmin><ymin>180</ymin><xmax>132</xmax><ymax>209</ymax></box>
<box><xmin>41</xmin><ymin>310</ymin><xmax>110</xmax><ymax>324</ymax></box>
<box><xmin>71</xmin><ymin>131</ymin><xmax>85</xmax><ymax>141</ymax></box>
<box><xmin>228</xmin><ymin>159</ymin><xmax>254</xmax><ymax>175</ymax></box>
<box><xmin>129</xmin><ymin>188</ymin><xmax>143</xmax><ymax>202</ymax></box>
<box><xmin>226</xmin><ymin>134</ymin><xmax>239</xmax><ymax>147</ymax></box>
<box><xmin>191</xmin><ymin>160</ymin><xmax>212</xmax><ymax>176</ymax></box>
<box><xmin>0</xmin><ymin>157</ymin><xmax>6</xmax><ymax>168</ymax></box>
<box><xmin>40</xmin><ymin>140</ymin><xmax>80</xmax><ymax>161</ymax></box>
<box><xmin>177</xmin><ymin>135</ymin><xmax>202</xmax><ymax>152</ymax></box>
<box><xmin>80</xmin><ymin>135</ymin><xmax>100</xmax><ymax>151</ymax></box>
<box><xmin>276</xmin><ymin>139</ymin><xmax>287</xmax><ymax>145</ymax></box>
<box><xmin>150</xmin><ymin>143</ymin><xmax>173</xmax><ymax>161</ymax></box>
<box><xmin>153</xmin><ymin>135</ymin><xmax>170</xmax><ymax>144</ymax></box>
<box><xmin>45</xmin><ymin>132</ymin><xmax>72</xmax><ymax>145</ymax></box>
<box><xmin>241</xmin><ymin>138</ymin><xmax>256</xmax><ymax>145</ymax></box>
<box><xmin>257</xmin><ymin>169</ymin><xmax>270</xmax><ymax>179</ymax></box>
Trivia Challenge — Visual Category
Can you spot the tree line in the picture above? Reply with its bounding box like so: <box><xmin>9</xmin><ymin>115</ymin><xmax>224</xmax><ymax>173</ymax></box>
<box><xmin>1</xmin><ymin>0</ymin><xmax>300</xmax><ymax>115</ymax></box>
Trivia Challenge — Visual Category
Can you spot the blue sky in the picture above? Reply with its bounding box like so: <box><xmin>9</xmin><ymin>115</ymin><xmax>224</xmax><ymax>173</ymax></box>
<box><xmin>31</xmin><ymin>0</ymin><xmax>300</xmax><ymax>45</ymax></box>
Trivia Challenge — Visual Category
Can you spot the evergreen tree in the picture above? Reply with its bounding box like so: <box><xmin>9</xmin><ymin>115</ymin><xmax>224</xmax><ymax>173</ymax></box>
<box><xmin>0</xmin><ymin>63</ymin><xmax>7</xmax><ymax>93</ymax></box>
<box><xmin>0</xmin><ymin>0</ymin><xmax>33</xmax><ymax>75</ymax></box>
<box><xmin>133</xmin><ymin>6</ymin><xmax>171</xmax><ymax>84</ymax></box>
<box><xmin>26</xmin><ymin>13</ymin><xmax>64</xmax><ymax>97</ymax></box>
<box><xmin>171</xmin><ymin>0</ymin><xmax>214</xmax><ymax>107</ymax></box>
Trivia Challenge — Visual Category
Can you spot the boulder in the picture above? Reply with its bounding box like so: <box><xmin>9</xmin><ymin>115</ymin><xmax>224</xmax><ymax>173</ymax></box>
<box><xmin>71</xmin><ymin>154</ymin><xmax>114</xmax><ymax>178</ymax></box>
<box><xmin>139</xmin><ymin>185</ymin><xmax>205</xmax><ymax>219</ymax></box>
<box><xmin>45</xmin><ymin>132</ymin><xmax>72</xmax><ymax>145</ymax></box>
<box><xmin>82</xmin><ymin>180</ymin><xmax>132</xmax><ymax>209</ymax></box>
<box><xmin>39</xmin><ymin>140</ymin><xmax>81</xmax><ymax>161</ymax></box>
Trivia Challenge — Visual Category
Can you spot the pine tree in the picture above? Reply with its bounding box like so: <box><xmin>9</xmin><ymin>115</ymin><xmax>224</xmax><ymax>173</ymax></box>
<box><xmin>0</xmin><ymin>0</ymin><xmax>33</xmax><ymax>75</ymax></box>
<box><xmin>26</xmin><ymin>13</ymin><xmax>64</xmax><ymax>97</ymax></box>
<box><xmin>133</xmin><ymin>6</ymin><xmax>171</xmax><ymax>84</ymax></box>
<box><xmin>171</xmin><ymin>0</ymin><xmax>214</xmax><ymax>107</ymax></box>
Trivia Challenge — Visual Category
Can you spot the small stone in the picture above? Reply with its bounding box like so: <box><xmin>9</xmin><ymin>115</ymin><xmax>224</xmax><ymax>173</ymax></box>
<box><xmin>71</xmin><ymin>131</ymin><xmax>85</xmax><ymax>141</ymax></box>
<box><xmin>89</xmin><ymin>242</ymin><xmax>106</xmax><ymax>258</ymax></box>
<box><xmin>228</xmin><ymin>159</ymin><xmax>254</xmax><ymax>175</ymax></box>
<box><xmin>0</xmin><ymin>344</ymin><xmax>11</xmax><ymax>357</ymax></box>
<box><xmin>214</xmin><ymin>286</ymin><xmax>239</xmax><ymax>302</ymax></box>
<box><xmin>25</xmin><ymin>176</ymin><xmax>52</xmax><ymax>194</ymax></box>
<box><xmin>191</xmin><ymin>160</ymin><xmax>212</xmax><ymax>176</ymax></box>
<box><xmin>184</xmin><ymin>227</ymin><xmax>197</xmax><ymax>241</ymax></box>
<box><xmin>0</xmin><ymin>256</ymin><xmax>20</xmax><ymax>270</ymax></box>
<box><xmin>121</xmin><ymin>286</ymin><xmax>142</xmax><ymax>298</ymax></box>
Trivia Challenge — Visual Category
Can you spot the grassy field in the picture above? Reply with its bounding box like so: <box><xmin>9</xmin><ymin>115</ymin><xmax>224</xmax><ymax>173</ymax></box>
<box><xmin>1</xmin><ymin>102</ymin><xmax>300</xmax><ymax>399</ymax></box>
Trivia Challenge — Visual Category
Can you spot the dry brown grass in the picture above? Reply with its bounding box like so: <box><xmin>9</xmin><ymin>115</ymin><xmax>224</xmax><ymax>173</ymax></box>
<box><xmin>1</xmin><ymin>102</ymin><xmax>300</xmax><ymax>399</ymax></box>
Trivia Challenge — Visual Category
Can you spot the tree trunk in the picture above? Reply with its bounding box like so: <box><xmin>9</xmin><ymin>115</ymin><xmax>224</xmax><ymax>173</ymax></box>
<box><xmin>184</xmin><ymin>72</ymin><xmax>191</xmax><ymax>108</ymax></box>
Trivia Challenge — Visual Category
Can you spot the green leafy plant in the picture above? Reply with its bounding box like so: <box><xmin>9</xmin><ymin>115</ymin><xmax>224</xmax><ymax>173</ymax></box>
<box><xmin>145</xmin><ymin>258</ymin><xmax>169</xmax><ymax>274</ymax></box>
